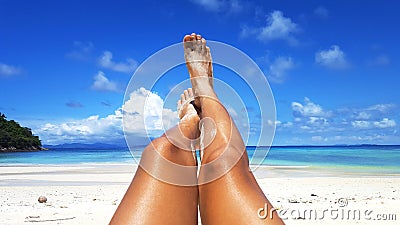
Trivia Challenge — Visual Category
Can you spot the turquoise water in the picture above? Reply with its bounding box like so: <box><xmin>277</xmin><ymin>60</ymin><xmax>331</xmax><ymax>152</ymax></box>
<box><xmin>0</xmin><ymin>148</ymin><xmax>135</xmax><ymax>165</ymax></box>
<box><xmin>1</xmin><ymin>146</ymin><xmax>399</xmax><ymax>173</ymax></box>
<box><xmin>248</xmin><ymin>146</ymin><xmax>400</xmax><ymax>174</ymax></box>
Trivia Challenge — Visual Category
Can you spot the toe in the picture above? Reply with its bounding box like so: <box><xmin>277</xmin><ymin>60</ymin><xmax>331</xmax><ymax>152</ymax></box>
<box><xmin>191</xmin><ymin>33</ymin><xmax>197</xmax><ymax>41</ymax></box>
<box><xmin>193</xmin><ymin>38</ymin><xmax>202</xmax><ymax>52</ymax></box>
<box><xmin>184</xmin><ymin>89</ymin><xmax>190</xmax><ymax>100</ymax></box>
<box><xmin>206</xmin><ymin>46</ymin><xmax>212</xmax><ymax>60</ymax></box>
<box><xmin>196</xmin><ymin>34</ymin><xmax>202</xmax><ymax>40</ymax></box>
<box><xmin>183</xmin><ymin>35</ymin><xmax>192</xmax><ymax>42</ymax></box>
<box><xmin>180</xmin><ymin>93</ymin><xmax>185</xmax><ymax>103</ymax></box>
<box><xmin>201</xmin><ymin>38</ymin><xmax>207</xmax><ymax>53</ymax></box>
<box><xmin>188</xmin><ymin>88</ymin><xmax>194</xmax><ymax>99</ymax></box>
<box><xmin>184</xmin><ymin>34</ymin><xmax>196</xmax><ymax>47</ymax></box>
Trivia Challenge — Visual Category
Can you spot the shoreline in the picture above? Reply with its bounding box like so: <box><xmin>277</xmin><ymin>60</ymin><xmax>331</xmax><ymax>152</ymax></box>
<box><xmin>2</xmin><ymin>162</ymin><xmax>399</xmax><ymax>177</ymax></box>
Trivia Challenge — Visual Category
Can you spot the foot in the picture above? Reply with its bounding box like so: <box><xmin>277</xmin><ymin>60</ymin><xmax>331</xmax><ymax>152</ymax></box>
<box><xmin>183</xmin><ymin>33</ymin><xmax>214</xmax><ymax>99</ymax></box>
<box><xmin>177</xmin><ymin>88</ymin><xmax>198</xmax><ymax>122</ymax></box>
<box><xmin>177</xmin><ymin>88</ymin><xmax>200</xmax><ymax>162</ymax></box>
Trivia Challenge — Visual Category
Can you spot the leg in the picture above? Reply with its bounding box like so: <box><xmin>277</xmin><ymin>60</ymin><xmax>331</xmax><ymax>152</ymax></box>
<box><xmin>184</xmin><ymin>33</ymin><xmax>285</xmax><ymax>225</ymax></box>
<box><xmin>110</xmin><ymin>89</ymin><xmax>200</xmax><ymax>225</ymax></box>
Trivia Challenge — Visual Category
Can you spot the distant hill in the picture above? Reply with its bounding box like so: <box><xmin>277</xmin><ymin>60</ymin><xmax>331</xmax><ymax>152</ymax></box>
<box><xmin>44</xmin><ymin>143</ymin><xmax>126</xmax><ymax>149</ymax></box>
<box><xmin>0</xmin><ymin>113</ymin><xmax>43</xmax><ymax>152</ymax></box>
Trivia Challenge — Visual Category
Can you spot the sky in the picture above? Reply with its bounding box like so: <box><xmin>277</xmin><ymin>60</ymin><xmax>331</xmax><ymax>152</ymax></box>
<box><xmin>1</xmin><ymin>0</ymin><xmax>399</xmax><ymax>146</ymax></box>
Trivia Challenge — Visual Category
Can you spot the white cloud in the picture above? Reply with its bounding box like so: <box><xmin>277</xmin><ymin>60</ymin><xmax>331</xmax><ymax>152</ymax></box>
<box><xmin>314</xmin><ymin>6</ymin><xmax>329</xmax><ymax>18</ymax></box>
<box><xmin>370</xmin><ymin>54</ymin><xmax>390</xmax><ymax>66</ymax></box>
<box><xmin>275</xmin><ymin>98</ymin><xmax>399</xmax><ymax>145</ymax></box>
<box><xmin>99</xmin><ymin>51</ymin><xmax>138</xmax><ymax>73</ymax></box>
<box><xmin>294</xmin><ymin>117</ymin><xmax>302</xmax><ymax>122</ymax></box>
<box><xmin>292</xmin><ymin>97</ymin><xmax>330</xmax><ymax>117</ymax></box>
<box><xmin>266</xmin><ymin>119</ymin><xmax>281</xmax><ymax>127</ymax></box>
<box><xmin>305</xmin><ymin>134</ymin><xmax>396</xmax><ymax>145</ymax></box>
<box><xmin>228</xmin><ymin>0</ymin><xmax>242</xmax><ymax>13</ymax></box>
<box><xmin>192</xmin><ymin>0</ymin><xmax>220</xmax><ymax>11</ymax></box>
<box><xmin>300</xmin><ymin>125</ymin><xmax>311</xmax><ymax>130</ymax></box>
<box><xmin>315</xmin><ymin>45</ymin><xmax>349</xmax><ymax>69</ymax></box>
<box><xmin>282</xmin><ymin>122</ymin><xmax>293</xmax><ymax>128</ymax></box>
<box><xmin>348</xmin><ymin>104</ymin><xmax>396</xmax><ymax>121</ymax></box>
<box><xmin>351</xmin><ymin>120</ymin><xmax>370</xmax><ymax>129</ymax></box>
<box><xmin>355</xmin><ymin>111</ymin><xmax>371</xmax><ymax>120</ymax></box>
<box><xmin>0</xmin><ymin>63</ymin><xmax>21</xmax><ymax>76</ymax></box>
<box><xmin>367</xmin><ymin>104</ymin><xmax>395</xmax><ymax>112</ymax></box>
<box><xmin>66</xmin><ymin>41</ymin><xmax>94</xmax><ymax>60</ymax></box>
<box><xmin>191</xmin><ymin>0</ymin><xmax>242</xmax><ymax>13</ymax></box>
<box><xmin>307</xmin><ymin>116</ymin><xmax>329</xmax><ymax>126</ymax></box>
<box><xmin>350</xmin><ymin>118</ymin><xmax>396</xmax><ymax>129</ymax></box>
<box><xmin>91</xmin><ymin>71</ymin><xmax>120</xmax><ymax>92</ymax></box>
<box><xmin>36</xmin><ymin>110</ymin><xmax>123</xmax><ymax>145</ymax></box>
<box><xmin>260</xmin><ymin>11</ymin><xmax>298</xmax><ymax>43</ymax></box>
<box><xmin>242</xmin><ymin>10</ymin><xmax>299</xmax><ymax>45</ymax></box>
<box><xmin>36</xmin><ymin>88</ymin><xmax>179</xmax><ymax>145</ymax></box>
<box><xmin>311</xmin><ymin>136</ymin><xmax>325</xmax><ymax>142</ymax></box>
<box><xmin>122</xmin><ymin>87</ymin><xmax>178</xmax><ymax>136</ymax></box>
<box><xmin>267</xmin><ymin>56</ymin><xmax>294</xmax><ymax>83</ymax></box>
<box><xmin>349</xmin><ymin>105</ymin><xmax>397</xmax><ymax>129</ymax></box>
<box><xmin>373</xmin><ymin>118</ymin><xmax>396</xmax><ymax>128</ymax></box>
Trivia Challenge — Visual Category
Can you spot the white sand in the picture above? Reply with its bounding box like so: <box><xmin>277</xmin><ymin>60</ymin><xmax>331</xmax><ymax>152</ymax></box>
<box><xmin>0</xmin><ymin>164</ymin><xmax>399</xmax><ymax>225</ymax></box>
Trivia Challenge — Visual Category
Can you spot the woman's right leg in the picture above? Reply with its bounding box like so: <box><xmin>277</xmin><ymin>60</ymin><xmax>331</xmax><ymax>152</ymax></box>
<box><xmin>184</xmin><ymin>33</ymin><xmax>285</xmax><ymax>225</ymax></box>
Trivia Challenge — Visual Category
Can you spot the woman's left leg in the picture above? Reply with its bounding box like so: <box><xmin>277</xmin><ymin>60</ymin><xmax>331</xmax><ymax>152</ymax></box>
<box><xmin>110</xmin><ymin>89</ymin><xmax>199</xmax><ymax>225</ymax></box>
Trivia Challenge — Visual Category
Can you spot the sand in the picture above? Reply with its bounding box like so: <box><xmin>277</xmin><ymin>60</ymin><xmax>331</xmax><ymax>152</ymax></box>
<box><xmin>0</xmin><ymin>164</ymin><xmax>399</xmax><ymax>225</ymax></box>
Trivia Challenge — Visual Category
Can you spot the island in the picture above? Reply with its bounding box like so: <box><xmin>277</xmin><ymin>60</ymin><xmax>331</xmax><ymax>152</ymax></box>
<box><xmin>0</xmin><ymin>113</ymin><xmax>44</xmax><ymax>152</ymax></box>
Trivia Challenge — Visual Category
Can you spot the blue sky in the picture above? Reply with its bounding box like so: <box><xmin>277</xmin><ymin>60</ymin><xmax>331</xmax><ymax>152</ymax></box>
<box><xmin>1</xmin><ymin>0</ymin><xmax>399</xmax><ymax>146</ymax></box>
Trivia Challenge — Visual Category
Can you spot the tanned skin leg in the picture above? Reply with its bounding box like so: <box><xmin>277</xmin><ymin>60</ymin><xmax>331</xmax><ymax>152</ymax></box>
<box><xmin>109</xmin><ymin>88</ymin><xmax>200</xmax><ymax>225</ymax></box>
<box><xmin>184</xmin><ymin>33</ymin><xmax>285</xmax><ymax>225</ymax></box>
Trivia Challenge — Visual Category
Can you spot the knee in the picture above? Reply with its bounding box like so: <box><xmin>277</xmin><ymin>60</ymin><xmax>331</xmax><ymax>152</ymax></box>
<box><xmin>202</xmin><ymin>145</ymin><xmax>245</xmax><ymax>167</ymax></box>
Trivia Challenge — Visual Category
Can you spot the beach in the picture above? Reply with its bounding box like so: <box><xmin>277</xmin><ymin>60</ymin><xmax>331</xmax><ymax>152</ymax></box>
<box><xmin>1</xmin><ymin>163</ymin><xmax>399</xmax><ymax>225</ymax></box>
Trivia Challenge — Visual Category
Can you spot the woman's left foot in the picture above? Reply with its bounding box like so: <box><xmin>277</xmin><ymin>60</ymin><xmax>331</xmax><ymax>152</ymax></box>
<box><xmin>177</xmin><ymin>88</ymin><xmax>200</xmax><ymax>162</ymax></box>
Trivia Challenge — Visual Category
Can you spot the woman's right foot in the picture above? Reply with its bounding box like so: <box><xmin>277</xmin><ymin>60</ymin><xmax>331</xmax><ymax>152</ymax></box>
<box><xmin>183</xmin><ymin>33</ymin><xmax>214</xmax><ymax>98</ymax></box>
<box><xmin>184</xmin><ymin>33</ymin><xmax>220</xmax><ymax>164</ymax></box>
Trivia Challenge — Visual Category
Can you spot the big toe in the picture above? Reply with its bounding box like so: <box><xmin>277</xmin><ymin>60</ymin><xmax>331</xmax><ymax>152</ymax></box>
<box><xmin>183</xmin><ymin>34</ymin><xmax>197</xmax><ymax>50</ymax></box>
<box><xmin>193</xmin><ymin>36</ymin><xmax>203</xmax><ymax>52</ymax></box>
<box><xmin>183</xmin><ymin>34</ymin><xmax>192</xmax><ymax>42</ymax></box>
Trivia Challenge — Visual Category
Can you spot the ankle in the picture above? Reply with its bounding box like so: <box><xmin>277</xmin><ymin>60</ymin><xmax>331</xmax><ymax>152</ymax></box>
<box><xmin>191</xmin><ymin>78</ymin><xmax>213</xmax><ymax>95</ymax></box>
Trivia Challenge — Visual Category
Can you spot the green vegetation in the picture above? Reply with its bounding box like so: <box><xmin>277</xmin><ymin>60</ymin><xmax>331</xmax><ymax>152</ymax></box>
<box><xmin>0</xmin><ymin>113</ymin><xmax>42</xmax><ymax>152</ymax></box>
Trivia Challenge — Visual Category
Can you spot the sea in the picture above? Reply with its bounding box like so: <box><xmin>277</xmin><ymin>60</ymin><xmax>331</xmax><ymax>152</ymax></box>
<box><xmin>1</xmin><ymin>145</ymin><xmax>399</xmax><ymax>174</ymax></box>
